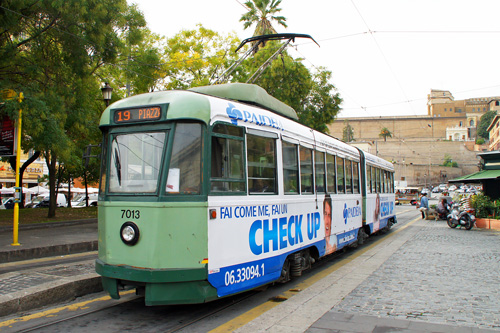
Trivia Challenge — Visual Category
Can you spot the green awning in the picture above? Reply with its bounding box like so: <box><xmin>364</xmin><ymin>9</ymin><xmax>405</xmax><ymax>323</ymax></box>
<box><xmin>449</xmin><ymin>169</ymin><xmax>500</xmax><ymax>183</ymax></box>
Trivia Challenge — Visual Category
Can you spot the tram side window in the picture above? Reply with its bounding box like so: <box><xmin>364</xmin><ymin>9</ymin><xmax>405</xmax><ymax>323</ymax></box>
<box><xmin>367</xmin><ymin>165</ymin><xmax>372</xmax><ymax>194</ymax></box>
<box><xmin>248</xmin><ymin>134</ymin><xmax>277</xmax><ymax>194</ymax></box>
<box><xmin>353</xmin><ymin>161</ymin><xmax>359</xmax><ymax>194</ymax></box>
<box><xmin>315</xmin><ymin>151</ymin><xmax>326</xmax><ymax>193</ymax></box>
<box><xmin>374</xmin><ymin>167</ymin><xmax>380</xmax><ymax>193</ymax></box>
<box><xmin>345</xmin><ymin>159</ymin><xmax>352</xmax><ymax>194</ymax></box>
<box><xmin>337</xmin><ymin>156</ymin><xmax>345</xmax><ymax>193</ymax></box>
<box><xmin>326</xmin><ymin>153</ymin><xmax>336</xmax><ymax>194</ymax></box>
<box><xmin>383</xmin><ymin>171</ymin><xmax>388</xmax><ymax>193</ymax></box>
<box><xmin>377</xmin><ymin>168</ymin><xmax>382</xmax><ymax>193</ymax></box>
<box><xmin>300</xmin><ymin>146</ymin><xmax>314</xmax><ymax>194</ymax></box>
<box><xmin>167</xmin><ymin>123</ymin><xmax>202</xmax><ymax>195</ymax></box>
<box><xmin>210</xmin><ymin>124</ymin><xmax>245</xmax><ymax>193</ymax></box>
<box><xmin>390</xmin><ymin>172</ymin><xmax>395</xmax><ymax>193</ymax></box>
<box><xmin>282</xmin><ymin>141</ymin><xmax>299</xmax><ymax>194</ymax></box>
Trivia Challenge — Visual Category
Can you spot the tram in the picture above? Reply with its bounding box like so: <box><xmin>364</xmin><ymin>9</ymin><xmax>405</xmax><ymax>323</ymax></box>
<box><xmin>95</xmin><ymin>83</ymin><xmax>396</xmax><ymax>305</ymax></box>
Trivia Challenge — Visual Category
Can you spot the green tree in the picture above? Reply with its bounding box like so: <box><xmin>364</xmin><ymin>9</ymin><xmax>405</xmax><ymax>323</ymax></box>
<box><xmin>240</xmin><ymin>0</ymin><xmax>287</xmax><ymax>36</ymax></box>
<box><xmin>442</xmin><ymin>154</ymin><xmax>458</xmax><ymax>167</ymax></box>
<box><xmin>162</xmin><ymin>25</ymin><xmax>241</xmax><ymax>90</ymax></box>
<box><xmin>477</xmin><ymin>110</ymin><xmax>497</xmax><ymax>140</ymax></box>
<box><xmin>343</xmin><ymin>120</ymin><xmax>355</xmax><ymax>142</ymax></box>
<box><xmin>234</xmin><ymin>42</ymin><xmax>341</xmax><ymax>133</ymax></box>
<box><xmin>0</xmin><ymin>0</ymin><xmax>147</xmax><ymax>217</ymax></box>
<box><xmin>379</xmin><ymin>127</ymin><xmax>392</xmax><ymax>141</ymax></box>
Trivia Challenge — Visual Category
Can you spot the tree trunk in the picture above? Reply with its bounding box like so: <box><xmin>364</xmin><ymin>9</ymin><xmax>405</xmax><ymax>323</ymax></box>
<box><xmin>45</xmin><ymin>152</ymin><xmax>57</xmax><ymax>218</ymax></box>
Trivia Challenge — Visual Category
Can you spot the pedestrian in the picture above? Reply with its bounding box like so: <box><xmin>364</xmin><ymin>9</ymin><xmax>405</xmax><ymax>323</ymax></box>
<box><xmin>419</xmin><ymin>192</ymin><xmax>429</xmax><ymax>219</ymax></box>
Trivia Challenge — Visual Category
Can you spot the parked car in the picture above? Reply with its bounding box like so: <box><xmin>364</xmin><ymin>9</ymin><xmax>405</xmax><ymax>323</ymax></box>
<box><xmin>71</xmin><ymin>193</ymin><xmax>98</xmax><ymax>208</ymax></box>
<box><xmin>0</xmin><ymin>197</ymin><xmax>15</xmax><ymax>209</ymax></box>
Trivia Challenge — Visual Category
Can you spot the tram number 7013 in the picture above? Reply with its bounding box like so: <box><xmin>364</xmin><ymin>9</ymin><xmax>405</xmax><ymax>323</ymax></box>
<box><xmin>224</xmin><ymin>263</ymin><xmax>265</xmax><ymax>286</ymax></box>
<box><xmin>121</xmin><ymin>209</ymin><xmax>141</xmax><ymax>219</ymax></box>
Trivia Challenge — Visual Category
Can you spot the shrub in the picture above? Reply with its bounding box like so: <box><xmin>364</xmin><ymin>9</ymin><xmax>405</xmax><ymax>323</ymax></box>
<box><xmin>471</xmin><ymin>194</ymin><xmax>496</xmax><ymax>218</ymax></box>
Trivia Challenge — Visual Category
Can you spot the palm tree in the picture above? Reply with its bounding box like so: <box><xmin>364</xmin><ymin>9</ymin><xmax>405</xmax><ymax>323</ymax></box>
<box><xmin>240</xmin><ymin>0</ymin><xmax>288</xmax><ymax>36</ymax></box>
<box><xmin>379</xmin><ymin>127</ymin><xmax>392</xmax><ymax>142</ymax></box>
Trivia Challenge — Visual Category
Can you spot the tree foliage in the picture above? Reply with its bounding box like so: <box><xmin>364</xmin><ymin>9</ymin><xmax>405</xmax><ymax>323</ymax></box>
<box><xmin>0</xmin><ymin>0</ymin><xmax>149</xmax><ymax>216</ymax></box>
<box><xmin>240</xmin><ymin>0</ymin><xmax>287</xmax><ymax>36</ymax></box>
<box><xmin>342</xmin><ymin>120</ymin><xmax>355</xmax><ymax>142</ymax></box>
<box><xmin>379</xmin><ymin>127</ymin><xmax>392</xmax><ymax>141</ymax></box>
<box><xmin>442</xmin><ymin>154</ymin><xmax>458</xmax><ymax>167</ymax></box>
<box><xmin>231</xmin><ymin>42</ymin><xmax>341</xmax><ymax>133</ymax></box>
<box><xmin>477</xmin><ymin>110</ymin><xmax>497</xmax><ymax>140</ymax></box>
<box><xmin>162</xmin><ymin>26</ymin><xmax>241</xmax><ymax>90</ymax></box>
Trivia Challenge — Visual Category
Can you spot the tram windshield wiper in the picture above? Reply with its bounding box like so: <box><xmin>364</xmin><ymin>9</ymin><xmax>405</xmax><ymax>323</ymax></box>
<box><xmin>114</xmin><ymin>147</ymin><xmax>122</xmax><ymax>186</ymax></box>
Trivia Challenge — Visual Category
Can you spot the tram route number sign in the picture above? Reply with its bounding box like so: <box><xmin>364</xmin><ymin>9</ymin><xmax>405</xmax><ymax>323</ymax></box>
<box><xmin>114</xmin><ymin>106</ymin><xmax>161</xmax><ymax>123</ymax></box>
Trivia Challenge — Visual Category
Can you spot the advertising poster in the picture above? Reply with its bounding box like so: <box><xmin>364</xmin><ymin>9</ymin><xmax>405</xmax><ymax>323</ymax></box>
<box><xmin>207</xmin><ymin>195</ymin><xmax>363</xmax><ymax>296</ymax></box>
<box><xmin>0</xmin><ymin>116</ymin><xmax>15</xmax><ymax>156</ymax></box>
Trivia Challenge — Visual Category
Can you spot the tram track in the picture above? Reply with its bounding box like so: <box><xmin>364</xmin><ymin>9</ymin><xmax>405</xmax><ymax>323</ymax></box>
<box><xmin>2</xmin><ymin>208</ymin><xmax>418</xmax><ymax>332</ymax></box>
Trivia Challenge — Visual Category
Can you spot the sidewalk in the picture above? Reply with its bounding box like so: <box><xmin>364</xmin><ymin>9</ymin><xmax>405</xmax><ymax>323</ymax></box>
<box><xmin>0</xmin><ymin>220</ymin><xmax>101</xmax><ymax>317</ymax></box>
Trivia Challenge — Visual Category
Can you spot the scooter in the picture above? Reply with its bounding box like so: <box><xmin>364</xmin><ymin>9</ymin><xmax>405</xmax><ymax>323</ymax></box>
<box><xmin>447</xmin><ymin>203</ymin><xmax>476</xmax><ymax>230</ymax></box>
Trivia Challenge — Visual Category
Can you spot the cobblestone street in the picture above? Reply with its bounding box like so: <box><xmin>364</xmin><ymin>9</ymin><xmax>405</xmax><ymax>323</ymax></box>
<box><xmin>332</xmin><ymin>217</ymin><xmax>500</xmax><ymax>331</ymax></box>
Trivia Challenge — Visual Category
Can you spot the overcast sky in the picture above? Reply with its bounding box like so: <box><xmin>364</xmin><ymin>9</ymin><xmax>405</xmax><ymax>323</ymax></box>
<box><xmin>128</xmin><ymin>0</ymin><xmax>500</xmax><ymax>118</ymax></box>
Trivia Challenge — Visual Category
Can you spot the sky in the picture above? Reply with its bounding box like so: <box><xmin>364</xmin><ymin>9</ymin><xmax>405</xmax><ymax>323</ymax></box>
<box><xmin>127</xmin><ymin>0</ymin><xmax>500</xmax><ymax>118</ymax></box>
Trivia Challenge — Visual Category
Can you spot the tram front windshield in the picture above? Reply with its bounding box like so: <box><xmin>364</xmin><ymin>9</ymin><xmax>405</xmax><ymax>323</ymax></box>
<box><xmin>109</xmin><ymin>132</ymin><xmax>165</xmax><ymax>193</ymax></box>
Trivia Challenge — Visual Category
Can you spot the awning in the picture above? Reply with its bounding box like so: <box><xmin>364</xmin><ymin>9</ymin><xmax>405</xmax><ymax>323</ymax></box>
<box><xmin>449</xmin><ymin>169</ymin><xmax>500</xmax><ymax>183</ymax></box>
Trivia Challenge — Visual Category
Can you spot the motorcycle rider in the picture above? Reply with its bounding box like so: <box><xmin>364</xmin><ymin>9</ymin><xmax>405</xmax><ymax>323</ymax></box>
<box><xmin>437</xmin><ymin>198</ymin><xmax>449</xmax><ymax>219</ymax></box>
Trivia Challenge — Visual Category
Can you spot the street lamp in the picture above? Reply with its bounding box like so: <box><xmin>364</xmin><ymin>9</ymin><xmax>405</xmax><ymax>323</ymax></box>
<box><xmin>101</xmin><ymin>82</ymin><xmax>113</xmax><ymax>107</ymax></box>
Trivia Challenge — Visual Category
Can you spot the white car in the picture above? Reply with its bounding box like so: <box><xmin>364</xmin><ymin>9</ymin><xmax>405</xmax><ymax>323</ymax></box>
<box><xmin>71</xmin><ymin>193</ymin><xmax>98</xmax><ymax>208</ymax></box>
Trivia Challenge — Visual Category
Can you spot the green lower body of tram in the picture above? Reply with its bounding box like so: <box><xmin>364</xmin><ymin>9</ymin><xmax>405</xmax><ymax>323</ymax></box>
<box><xmin>95</xmin><ymin>201</ymin><xmax>218</xmax><ymax>305</ymax></box>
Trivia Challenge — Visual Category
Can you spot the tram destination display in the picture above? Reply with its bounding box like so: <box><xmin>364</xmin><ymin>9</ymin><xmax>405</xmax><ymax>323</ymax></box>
<box><xmin>114</xmin><ymin>106</ymin><xmax>161</xmax><ymax>123</ymax></box>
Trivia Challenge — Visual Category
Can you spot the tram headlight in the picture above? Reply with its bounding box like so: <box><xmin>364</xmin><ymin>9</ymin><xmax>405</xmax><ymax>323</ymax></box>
<box><xmin>120</xmin><ymin>222</ymin><xmax>140</xmax><ymax>245</ymax></box>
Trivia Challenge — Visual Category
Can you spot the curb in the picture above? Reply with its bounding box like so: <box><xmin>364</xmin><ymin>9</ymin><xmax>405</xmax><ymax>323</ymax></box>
<box><xmin>0</xmin><ymin>218</ymin><xmax>97</xmax><ymax>232</ymax></box>
<box><xmin>0</xmin><ymin>241</ymin><xmax>98</xmax><ymax>264</ymax></box>
<box><xmin>0</xmin><ymin>274</ymin><xmax>103</xmax><ymax>317</ymax></box>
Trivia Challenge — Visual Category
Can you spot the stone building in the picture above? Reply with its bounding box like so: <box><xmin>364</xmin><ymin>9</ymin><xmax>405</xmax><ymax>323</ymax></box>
<box><xmin>487</xmin><ymin>114</ymin><xmax>500</xmax><ymax>151</ymax></box>
<box><xmin>327</xmin><ymin>89</ymin><xmax>498</xmax><ymax>186</ymax></box>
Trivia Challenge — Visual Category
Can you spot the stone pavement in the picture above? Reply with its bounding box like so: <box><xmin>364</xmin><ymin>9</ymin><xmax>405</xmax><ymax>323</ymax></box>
<box><xmin>237</xmin><ymin>213</ymin><xmax>500</xmax><ymax>332</ymax></box>
<box><xmin>0</xmin><ymin>220</ymin><xmax>100</xmax><ymax>316</ymax></box>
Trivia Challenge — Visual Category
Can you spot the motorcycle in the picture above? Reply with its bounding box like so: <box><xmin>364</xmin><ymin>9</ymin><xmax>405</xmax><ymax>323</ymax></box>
<box><xmin>447</xmin><ymin>203</ymin><xmax>476</xmax><ymax>230</ymax></box>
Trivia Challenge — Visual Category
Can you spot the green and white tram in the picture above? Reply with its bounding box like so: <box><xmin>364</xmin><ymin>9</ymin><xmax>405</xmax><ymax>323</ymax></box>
<box><xmin>95</xmin><ymin>83</ymin><xmax>396</xmax><ymax>305</ymax></box>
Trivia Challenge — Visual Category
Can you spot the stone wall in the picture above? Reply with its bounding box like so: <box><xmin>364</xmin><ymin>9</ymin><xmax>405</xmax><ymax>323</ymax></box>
<box><xmin>328</xmin><ymin>116</ymin><xmax>465</xmax><ymax>141</ymax></box>
<box><xmin>353</xmin><ymin>139</ymin><xmax>480</xmax><ymax>187</ymax></box>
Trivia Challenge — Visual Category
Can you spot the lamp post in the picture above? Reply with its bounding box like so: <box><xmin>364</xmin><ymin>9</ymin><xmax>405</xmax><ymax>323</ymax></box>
<box><xmin>101</xmin><ymin>82</ymin><xmax>113</xmax><ymax>107</ymax></box>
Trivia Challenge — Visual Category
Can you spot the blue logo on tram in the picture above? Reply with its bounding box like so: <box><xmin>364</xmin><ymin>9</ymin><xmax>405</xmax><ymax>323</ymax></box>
<box><xmin>343</xmin><ymin>203</ymin><xmax>362</xmax><ymax>224</ymax></box>
<box><xmin>226</xmin><ymin>103</ymin><xmax>284</xmax><ymax>131</ymax></box>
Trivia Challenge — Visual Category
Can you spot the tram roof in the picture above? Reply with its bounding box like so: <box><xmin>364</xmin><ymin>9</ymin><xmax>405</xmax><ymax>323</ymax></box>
<box><xmin>189</xmin><ymin>83</ymin><xmax>298</xmax><ymax>121</ymax></box>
